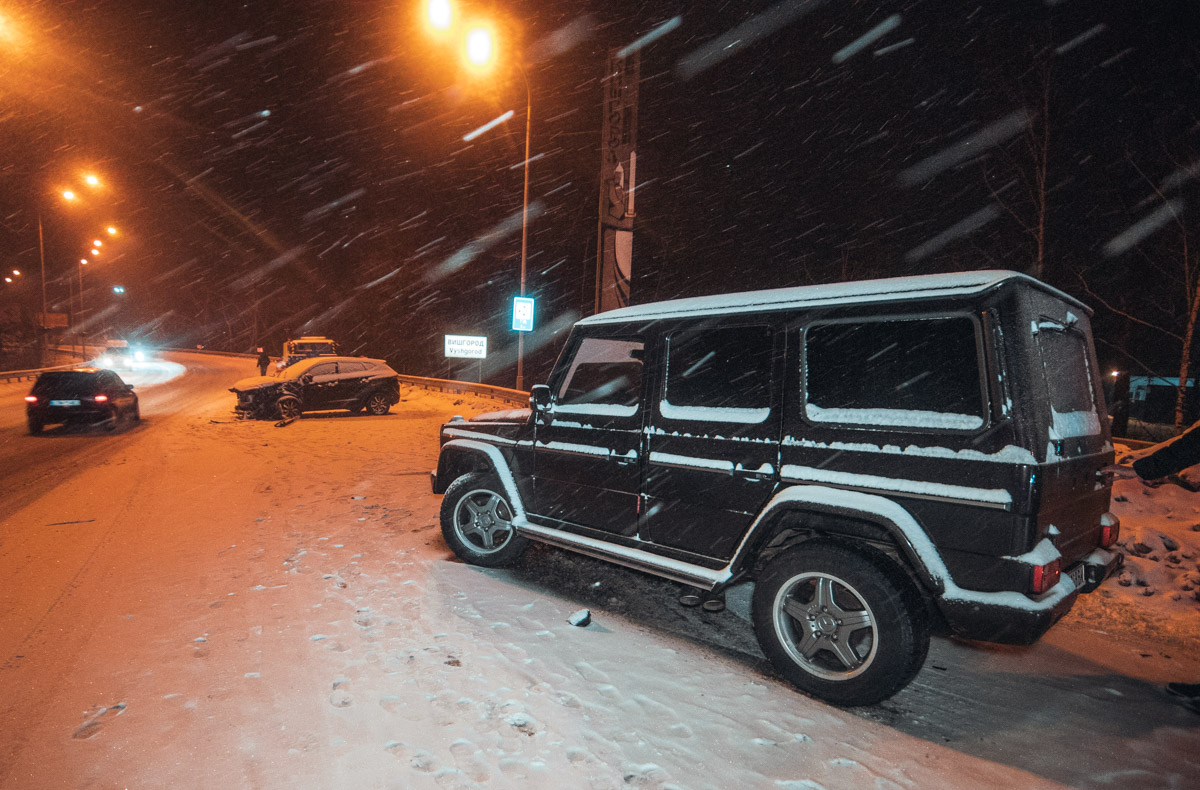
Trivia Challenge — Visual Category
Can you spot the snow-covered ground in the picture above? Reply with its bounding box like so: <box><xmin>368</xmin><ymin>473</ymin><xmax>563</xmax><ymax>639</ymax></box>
<box><xmin>0</xmin><ymin>353</ymin><xmax>1197</xmax><ymax>789</ymax></box>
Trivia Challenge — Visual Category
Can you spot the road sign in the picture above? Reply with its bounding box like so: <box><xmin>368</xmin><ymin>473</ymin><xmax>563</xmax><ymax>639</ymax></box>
<box><xmin>444</xmin><ymin>334</ymin><xmax>488</xmax><ymax>359</ymax></box>
<box><xmin>512</xmin><ymin>297</ymin><xmax>534</xmax><ymax>332</ymax></box>
<box><xmin>38</xmin><ymin>312</ymin><xmax>69</xmax><ymax>328</ymax></box>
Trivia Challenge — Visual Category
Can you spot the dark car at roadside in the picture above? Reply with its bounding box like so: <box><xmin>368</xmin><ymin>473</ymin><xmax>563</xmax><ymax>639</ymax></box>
<box><xmin>25</xmin><ymin>368</ymin><xmax>140</xmax><ymax>434</ymax></box>
<box><xmin>230</xmin><ymin>355</ymin><xmax>400</xmax><ymax>420</ymax></box>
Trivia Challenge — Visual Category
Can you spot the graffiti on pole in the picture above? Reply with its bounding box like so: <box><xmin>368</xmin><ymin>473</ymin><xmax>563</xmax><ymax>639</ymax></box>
<box><xmin>595</xmin><ymin>49</ymin><xmax>640</xmax><ymax>315</ymax></box>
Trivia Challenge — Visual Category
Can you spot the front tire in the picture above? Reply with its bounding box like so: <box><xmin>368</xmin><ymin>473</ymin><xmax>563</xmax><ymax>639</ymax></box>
<box><xmin>752</xmin><ymin>541</ymin><xmax>929</xmax><ymax>706</ymax></box>
<box><xmin>366</xmin><ymin>392</ymin><xmax>391</xmax><ymax>416</ymax></box>
<box><xmin>439</xmin><ymin>473</ymin><xmax>529</xmax><ymax>567</ymax></box>
<box><xmin>277</xmin><ymin>396</ymin><xmax>302</xmax><ymax>421</ymax></box>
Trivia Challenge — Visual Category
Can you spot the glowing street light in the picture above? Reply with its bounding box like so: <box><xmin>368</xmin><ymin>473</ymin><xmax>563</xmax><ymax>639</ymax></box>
<box><xmin>62</xmin><ymin>190</ymin><xmax>76</xmax><ymax>201</ymax></box>
<box><xmin>92</xmin><ymin>239</ymin><xmax>103</xmax><ymax>247</ymax></box>
<box><xmin>426</xmin><ymin>0</ymin><xmax>452</xmax><ymax>32</ymax></box>
<box><xmin>106</xmin><ymin>226</ymin><xmax>116</xmax><ymax>235</ymax></box>
<box><xmin>84</xmin><ymin>174</ymin><xmax>100</xmax><ymax>187</ymax></box>
<box><xmin>12</xmin><ymin>269</ymin><xmax>20</xmax><ymax>276</ymax></box>
<box><xmin>463</xmin><ymin>24</ymin><xmax>495</xmax><ymax>70</ymax></box>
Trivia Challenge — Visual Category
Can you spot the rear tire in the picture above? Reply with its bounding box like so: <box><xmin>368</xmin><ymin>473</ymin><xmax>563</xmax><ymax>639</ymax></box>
<box><xmin>132</xmin><ymin>401</ymin><xmax>141</xmax><ymax>422</ymax></box>
<box><xmin>439</xmin><ymin>473</ymin><xmax>529</xmax><ymax>567</ymax></box>
<box><xmin>27</xmin><ymin>416</ymin><xmax>43</xmax><ymax>435</ymax></box>
<box><xmin>752</xmin><ymin>541</ymin><xmax>929</xmax><ymax>706</ymax></box>
<box><xmin>366</xmin><ymin>392</ymin><xmax>391</xmax><ymax>416</ymax></box>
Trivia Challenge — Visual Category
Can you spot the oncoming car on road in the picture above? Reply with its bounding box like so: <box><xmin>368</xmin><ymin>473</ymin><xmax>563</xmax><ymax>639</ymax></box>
<box><xmin>230</xmin><ymin>355</ymin><xmax>400</xmax><ymax>420</ymax></box>
<box><xmin>25</xmin><ymin>367</ymin><xmax>140</xmax><ymax>434</ymax></box>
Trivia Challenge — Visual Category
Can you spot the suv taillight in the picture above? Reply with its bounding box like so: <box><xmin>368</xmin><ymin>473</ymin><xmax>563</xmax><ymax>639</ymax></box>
<box><xmin>94</xmin><ymin>394</ymin><xmax>108</xmax><ymax>402</ymax></box>
<box><xmin>24</xmin><ymin>395</ymin><xmax>38</xmax><ymax>403</ymax></box>
<box><xmin>1099</xmin><ymin>512</ymin><xmax>1120</xmax><ymax>548</ymax></box>
<box><xmin>1031</xmin><ymin>558</ymin><xmax>1062</xmax><ymax>595</ymax></box>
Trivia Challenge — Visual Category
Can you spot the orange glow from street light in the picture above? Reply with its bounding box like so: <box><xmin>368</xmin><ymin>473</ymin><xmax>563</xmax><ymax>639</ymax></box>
<box><xmin>84</xmin><ymin>174</ymin><xmax>100</xmax><ymax>187</ymax></box>
<box><xmin>90</xmin><ymin>248</ymin><xmax>100</xmax><ymax>256</ymax></box>
<box><xmin>93</xmin><ymin>239</ymin><xmax>103</xmax><ymax>246</ymax></box>
<box><xmin>80</xmin><ymin>259</ymin><xmax>88</xmax><ymax>265</ymax></box>
<box><xmin>464</xmin><ymin>24</ymin><xmax>495</xmax><ymax>70</ymax></box>
<box><xmin>426</xmin><ymin>0</ymin><xmax>452</xmax><ymax>31</ymax></box>
<box><xmin>107</xmin><ymin>226</ymin><xmax>117</xmax><ymax>235</ymax></box>
<box><xmin>62</xmin><ymin>190</ymin><xmax>76</xmax><ymax>201</ymax></box>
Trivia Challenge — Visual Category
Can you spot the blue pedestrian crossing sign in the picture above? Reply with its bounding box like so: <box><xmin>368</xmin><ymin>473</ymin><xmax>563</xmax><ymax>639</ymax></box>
<box><xmin>512</xmin><ymin>297</ymin><xmax>535</xmax><ymax>332</ymax></box>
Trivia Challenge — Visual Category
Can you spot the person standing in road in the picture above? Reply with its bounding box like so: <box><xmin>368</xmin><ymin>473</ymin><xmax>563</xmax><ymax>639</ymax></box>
<box><xmin>256</xmin><ymin>347</ymin><xmax>271</xmax><ymax>376</ymax></box>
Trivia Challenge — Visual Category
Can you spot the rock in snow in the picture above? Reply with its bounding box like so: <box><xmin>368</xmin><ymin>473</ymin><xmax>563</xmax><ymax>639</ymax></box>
<box><xmin>567</xmin><ymin>609</ymin><xmax>591</xmax><ymax>627</ymax></box>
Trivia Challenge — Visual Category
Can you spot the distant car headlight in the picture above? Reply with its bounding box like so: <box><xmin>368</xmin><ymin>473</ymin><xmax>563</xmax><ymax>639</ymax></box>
<box><xmin>134</xmin><ymin>350</ymin><xmax>146</xmax><ymax>362</ymax></box>
<box><xmin>99</xmin><ymin>355</ymin><xmax>112</xmax><ymax>367</ymax></box>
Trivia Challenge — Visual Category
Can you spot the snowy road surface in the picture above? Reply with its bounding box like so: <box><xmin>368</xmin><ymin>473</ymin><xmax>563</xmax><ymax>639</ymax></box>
<box><xmin>0</xmin><ymin>351</ymin><xmax>1197</xmax><ymax>789</ymax></box>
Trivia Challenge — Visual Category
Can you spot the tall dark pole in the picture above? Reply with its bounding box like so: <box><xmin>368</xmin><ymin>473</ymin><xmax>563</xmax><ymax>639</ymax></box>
<box><xmin>515</xmin><ymin>64</ymin><xmax>531</xmax><ymax>391</ymax></box>
<box><xmin>37</xmin><ymin>211</ymin><xmax>48</xmax><ymax>366</ymax></box>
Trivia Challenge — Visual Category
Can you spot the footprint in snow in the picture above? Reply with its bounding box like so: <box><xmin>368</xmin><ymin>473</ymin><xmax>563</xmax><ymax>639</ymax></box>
<box><xmin>385</xmin><ymin>741</ymin><xmax>438</xmax><ymax>773</ymax></box>
<box><xmin>449</xmin><ymin>738</ymin><xmax>490</xmax><ymax>782</ymax></box>
<box><xmin>72</xmin><ymin>703</ymin><xmax>126</xmax><ymax>740</ymax></box>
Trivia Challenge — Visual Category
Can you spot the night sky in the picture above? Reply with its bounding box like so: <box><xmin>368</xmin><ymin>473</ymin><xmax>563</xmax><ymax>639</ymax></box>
<box><xmin>1</xmin><ymin>0</ymin><xmax>1197</xmax><ymax>384</ymax></box>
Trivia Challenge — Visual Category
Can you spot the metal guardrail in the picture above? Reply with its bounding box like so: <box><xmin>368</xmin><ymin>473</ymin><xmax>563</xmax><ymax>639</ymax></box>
<box><xmin>396</xmin><ymin>374</ymin><xmax>529</xmax><ymax>407</ymax></box>
<box><xmin>0</xmin><ymin>348</ymin><xmax>95</xmax><ymax>384</ymax></box>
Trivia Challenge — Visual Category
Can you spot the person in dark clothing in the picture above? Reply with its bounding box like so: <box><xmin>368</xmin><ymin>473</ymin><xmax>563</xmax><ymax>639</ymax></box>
<box><xmin>1128</xmin><ymin>420</ymin><xmax>1200</xmax><ymax>481</ymax></box>
<box><xmin>1112</xmin><ymin>427</ymin><xmax>1200</xmax><ymax>714</ymax></box>
<box><xmin>256</xmin><ymin>348</ymin><xmax>271</xmax><ymax>376</ymax></box>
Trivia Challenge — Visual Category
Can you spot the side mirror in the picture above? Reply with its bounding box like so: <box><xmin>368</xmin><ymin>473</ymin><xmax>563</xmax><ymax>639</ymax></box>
<box><xmin>302</xmin><ymin>373</ymin><xmax>313</xmax><ymax>383</ymax></box>
<box><xmin>530</xmin><ymin>385</ymin><xmax>553</xmax><ymax>422</ymax></box>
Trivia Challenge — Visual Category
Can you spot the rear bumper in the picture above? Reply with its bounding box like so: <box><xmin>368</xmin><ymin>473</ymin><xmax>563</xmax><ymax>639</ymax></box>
<box><xmin>28</xmin><ymin>405</ymin><xmax>112</xmax><ymax>425</ymax></box>
<box><xmin>937</xmin><ymin>548</ymin><xmax>1123</xmax><ymax>645</ymax></box>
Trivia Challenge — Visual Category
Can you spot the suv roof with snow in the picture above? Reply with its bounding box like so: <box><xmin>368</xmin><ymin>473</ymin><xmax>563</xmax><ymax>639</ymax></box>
<box><xmin>431</xmin><ymin>269</ymin><xmax>1123</xmax><ymax>706</ymax></box>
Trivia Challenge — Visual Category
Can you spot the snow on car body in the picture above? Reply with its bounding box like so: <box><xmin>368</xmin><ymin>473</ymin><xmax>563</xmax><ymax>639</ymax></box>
<box><xmin>230</xmin><ymin>355</ymin><xmax>400</xmax><ymax>420</ymax></box>
<box><xmin>431</xmin><ymin>270</ymin><xmax>1122</xmax><ymax>705</ymax></box>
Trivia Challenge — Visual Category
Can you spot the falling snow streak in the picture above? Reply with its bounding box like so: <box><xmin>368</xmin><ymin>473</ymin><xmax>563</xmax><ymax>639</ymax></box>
<box><xmin>463</xmin><ymin>110</ymin><xmax>515</xmax><ymax>142</ymax></box>
<box><xmin>1054</xmin><ymin>24</ymin><xmax>1107</xmax><ymax>56</ymax></box>
<box><xmin>675</xmin><ymin>0</ymin><xmax>830</xmax><ymax>81</ymax></box>
<box><xmin>617</xmin><ymin>17</ymin><xmax>683</xmax><ymax>59</ymax></box>
<box><xmin>898</xmin><ymin>110</ymin><xmax>1031</xmax><ymax>187</ymax></box>
<box><xmin>904</xmin><ymin>205</ymin><xmax>1001</xmax><ymax>263</ymax></box>
<box><xmin>874</xmin><ymin>38</ymin><xmax>915</xmax><ymax>57</ymax></box>
<box><xmin>832</xmin><ymin>15</ymin><xmax>902</xmax><ymax>64</ymax></box>
<box><xmin>1103</xmin><ymin>199</ymin><xmax>1185</xmax><ymax>257</ymax></box>
<box><xmin>427</xmin><ymin>201</ymin><xmax>546</xmax><ymax>283</ymax></box>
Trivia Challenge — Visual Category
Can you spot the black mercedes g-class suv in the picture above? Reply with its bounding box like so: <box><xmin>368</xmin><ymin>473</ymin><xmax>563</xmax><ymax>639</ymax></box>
<box><xmin>431</xmin><ymin>270</ymin><xmax>1122</xmax><ymax>706</ymax></box>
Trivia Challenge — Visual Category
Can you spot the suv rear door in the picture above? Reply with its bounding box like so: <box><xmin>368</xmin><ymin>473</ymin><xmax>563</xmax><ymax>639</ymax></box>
<box><xmin>641</xmin><ymin>323</ymin><xmax>783</xmax><ymax>559</ymax></box>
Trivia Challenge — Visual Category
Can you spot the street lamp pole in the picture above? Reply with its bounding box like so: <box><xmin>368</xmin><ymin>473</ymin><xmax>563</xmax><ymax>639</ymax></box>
<box><xmin>36</xmin><ymin>211</ymin><xmax>47</xmax><ymax>365</ymax></box>
<box><xmin>516</xmin><ymin>63</ymin><xmax>531</xmax><ymax>392</ymax></box>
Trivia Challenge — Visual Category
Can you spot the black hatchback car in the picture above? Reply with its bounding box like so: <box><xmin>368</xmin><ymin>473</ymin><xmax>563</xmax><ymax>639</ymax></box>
<box><xmin>230</xmin><ymin>355</ymin><xmax>400</xmax><ymax>420</ymax></box>
<box><xmin>25</xmin><ymin>368</ymin><xmax>140</xmax><ymax>434</ymax></box>
<box><xmin>432</xmin><ymin>270</ymin><xmax>1123</xmax><ymax>706</ymax></box>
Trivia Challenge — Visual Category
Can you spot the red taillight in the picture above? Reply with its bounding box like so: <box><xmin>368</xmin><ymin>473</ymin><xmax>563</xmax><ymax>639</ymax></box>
<box><xmin>1031</xmin><ymin>558</ymin><xmax>1062</xmax><ymax>595</ymax></box>
<box><xmin>94</xmin><ymin>394</ymin><xmax>108</xmax><ymax>402</ymax></box>
<box><xmin>24</xmin><ymin>395</ymin><xmax>38</xmax><ymax>403</ymax></box>
<box><xmin>1099</xmin><ymin>512</ymin><xmax>1120</xmax><ymax>548</ymax></box>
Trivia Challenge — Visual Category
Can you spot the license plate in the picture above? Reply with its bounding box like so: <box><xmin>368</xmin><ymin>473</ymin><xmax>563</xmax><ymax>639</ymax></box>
<box><xmin>1067</xmin><ymin>563</ymin><xmax>1086</xmax><ymax>589</ymax></box>
<box><xmin>49</xmin><ymin>399</ymin><xmax>81</xmax><ymax>407</ymax></box>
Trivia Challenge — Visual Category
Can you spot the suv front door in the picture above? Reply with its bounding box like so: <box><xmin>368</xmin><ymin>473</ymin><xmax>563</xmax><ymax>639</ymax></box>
<box><xmin>532</xmin><ymin>335</ymin><xmax>644</xmax><ymax>536</ymax></box>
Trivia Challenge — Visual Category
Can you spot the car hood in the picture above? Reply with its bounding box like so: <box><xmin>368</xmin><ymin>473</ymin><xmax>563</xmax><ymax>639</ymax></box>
<box><xmin>469</xmin><ymin>408</ymin><xmax>532</xmax><ymax>423</ymax></box>
<box><xmin>230</xmin><ymin>375</ymin><xmax>282</xmax><ymax>392</ymax></box>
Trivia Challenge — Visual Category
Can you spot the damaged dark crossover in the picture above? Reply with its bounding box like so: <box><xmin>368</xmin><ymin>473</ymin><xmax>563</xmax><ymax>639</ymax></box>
<box><xmin>431</xmin><ymin>270</ymin><xmax>1123</xmax><ymax>706</ymax></box>
<box><xmin>231</xmin><ymin>356</ymin><xmax>400</xmax><ymax>420</ymax></box>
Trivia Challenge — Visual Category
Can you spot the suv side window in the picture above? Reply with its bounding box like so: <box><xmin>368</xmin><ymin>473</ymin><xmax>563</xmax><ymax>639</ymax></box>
<box><xmin>661</xmin><ymin>325</ymin><xmax>773</xmax><ymax>423</ymax></box>
<box><xmin>338</xmin><ymin>361</ymin><xmax>367</xmax><ymax>374</ymax></box>
<box><xmin>805</xmin><ymin>316</ymin><xmax>986</xmax><ymax>431</ymax></box>
<box><xmin>556</xmin><ymin>337</ymin><xmax>642</xmax><ymax>415</ymax></box>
